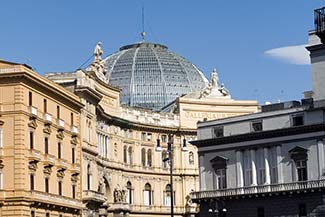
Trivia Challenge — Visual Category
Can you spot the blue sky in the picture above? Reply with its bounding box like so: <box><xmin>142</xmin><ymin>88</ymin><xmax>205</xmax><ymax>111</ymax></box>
<box><xmin>0</xmin><ymin>1</ymin><xmax>324</xmax><ymax>104</ymax></box>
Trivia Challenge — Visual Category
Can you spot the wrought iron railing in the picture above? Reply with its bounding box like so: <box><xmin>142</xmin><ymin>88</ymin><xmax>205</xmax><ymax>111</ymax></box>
<box><xmin>191</xmin><ymin>179</ymin><xmax>325</xmax><ymax>200</ymax></box>
<box><xmin>315</xmin><ymin>7</ymin><xmax>325</xmax><ymax>43</ymax></box>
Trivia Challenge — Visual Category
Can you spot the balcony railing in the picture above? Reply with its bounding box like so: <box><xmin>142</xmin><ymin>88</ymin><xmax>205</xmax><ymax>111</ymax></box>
<box><xmin>57</xmin><ymin>119</ymin><xmax>65</xmax><ymax>128</ymax></box>
<box><xmin>83</xmin><ymin>190</ymin><xmax>107</xmax><ymax>203</ymax></box>
<box><xmin>29</xmin><ymin>106</ymin><xmax>38</xmax><ymax>116</ymax></box>
<box><xmin>315</xmin><ymin>7</ymin><xmax>325</xmax><ymax>43</ymax></box>
<box><xmin>31</xmin><ymin>190</ymin><xmax>82</xmax><ymax>208</ymax></box>
<box><xmin>43</xmin><ymin>113</ymin><xmax>52</xmax><ymax>123</ymax></box>
<box><xmin>191</xmin><ymin>179</ymin><xmax>325</xmax><ymax>200</ymax></box>
<box><xmin>71</xmin><ymin>125</ymin><xmax>78</xmax><ymax>134</ymax></box>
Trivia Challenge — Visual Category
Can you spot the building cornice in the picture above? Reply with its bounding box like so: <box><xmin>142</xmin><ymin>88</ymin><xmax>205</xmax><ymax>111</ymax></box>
<box><xmin>0</xmin><ymin>67</ymin><xmax>84</xmax><ymax>110</ymax></box>
<box><xmin>191</xmin><ymin>123</ymin><xmax>325</xmax><ymax>147</ymax></box>
<box><xmin>97</xmin><ymin>106</ymin><xmax>196</xmax><ymax>135</ymax></box>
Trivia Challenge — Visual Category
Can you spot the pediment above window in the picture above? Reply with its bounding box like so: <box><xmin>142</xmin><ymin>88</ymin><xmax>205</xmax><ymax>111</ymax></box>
<box><xmin>289</xmin><ymin>146</ymin><xmax>308</xmax><ymax>160</ymax></box>
<box><xmin>210</xmin><ymin>155</ymin><xmax>228</xmax><ymax>170</ymax></box>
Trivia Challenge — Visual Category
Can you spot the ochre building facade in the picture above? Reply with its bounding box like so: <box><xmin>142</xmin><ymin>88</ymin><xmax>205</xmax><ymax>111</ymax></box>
<box><xmin>0</xmin><ymin>45</ymin><xmax>258</xmax><ymax>217</ymax></box>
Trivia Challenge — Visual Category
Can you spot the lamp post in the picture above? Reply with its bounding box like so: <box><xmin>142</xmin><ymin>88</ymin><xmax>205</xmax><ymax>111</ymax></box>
<box><xmin>156</xmin><ymin>134</ymin><xmax>188</xmax><ymax>217</ymax></box>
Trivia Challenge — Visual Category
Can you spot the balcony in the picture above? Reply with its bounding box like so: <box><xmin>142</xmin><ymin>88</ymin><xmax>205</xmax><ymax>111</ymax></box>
<box><xmin>43</xmin><ymin>113</ymin><xmax>52</xmax><ymax>123</ymax></box>
<box><xmin>71</xmin><ymin>125</ymin><xmax>78</xmax><ymax>135</ymax></box>
<box><xmin>57</xmin><ymin>119</ymin><xmax>65</xmax><ymax>128</ymax></box>
<box><xmin>83</xmin><ymin>190</ymin><xmax>107</xmax><ymax>203</ymax></box>
<box><xmin>191</xmin><ymin>179</ymin><xmax>325</xmax><ymax>200</ymax></box>
<box><xmin>28</xmin><ymin>149</ymin><xmax>41</xmax><ymax>161</ymax></box>
<box><xmin>315</xmin><ymin>7</ymin><xmax>325</xmax><ymax>43</ymax></box>
<box><xmin>29</xmin><ymin>106</ymin><xmax>38</xmax><ymax>117</ymax></box>
<box><xmin>31</xmin><ymin>190</ymin><xmax>82</xmax><ymax>209</ymax></box>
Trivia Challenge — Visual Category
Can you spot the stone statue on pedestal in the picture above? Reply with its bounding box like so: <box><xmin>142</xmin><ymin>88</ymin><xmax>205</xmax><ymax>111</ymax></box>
<box><xmin>89</xmin><ymin>42</ymin><xmax>107</xmax><ymax>82</ymax></box>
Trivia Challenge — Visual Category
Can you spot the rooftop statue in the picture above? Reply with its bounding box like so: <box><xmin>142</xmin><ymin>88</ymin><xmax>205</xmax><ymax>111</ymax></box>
<box><xmin>89</xmin><ymin>42</ymin><xmax>107</xmax><ymax>82</ymax></box>
<box><xmin>94</xmin><ymin>42</ymin><xmax>103</xmax><ymax>62</ymax></box>
<box><xmin>199</xmin><ymin>69</ymin><xmax>231</xmax><ymax>99</ymax></box>
<box><xmin>211</xmin><ymin>68</ymin><xmax>219</xmax><ymax>89</ymax></box>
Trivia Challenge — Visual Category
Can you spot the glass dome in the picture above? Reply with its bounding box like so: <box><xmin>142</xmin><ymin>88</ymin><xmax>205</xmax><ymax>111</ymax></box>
<box><xmin>103</xmin><ymin>41</ymin><xmax>209</xmax><ymax>110</ymax></box>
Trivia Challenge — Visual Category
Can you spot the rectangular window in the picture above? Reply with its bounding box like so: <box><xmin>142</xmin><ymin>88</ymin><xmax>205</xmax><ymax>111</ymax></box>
<box><xmin>257</xmin><ymin>149</ymin><xmax>266</xmax><ymax>185</ymax></box>
<box><xmin>72</xmin><ymin>185</ymin><xmax>76</xmax><ymax>199</ymax></box>
<box><xmin>30</xmin><ymin>174</ymin><xmax>34</xmax><ymax>191</ymax></box>
<box><xmin>161</xmin><ymin>135</ymin><xmax>167</xmax><ymax>143</ymax></box>
<box><xmin>45</xmin><ymin>178</ymin><xmax>49</xmax><ymax>193</ymax></box>
<box><xmin>251</xmin><ymin>120</ymin><xmax>263</xmax><ymax>132</ymax></box>
<box><xmin>299</xmin><ymin>204</ymin><xmax>307</xmax><ymax>217</ymax></box>
<box><xmin>243</xmin><ymin>151</ymin><xmax>252</xmax><ymax>186</ymax></box>
<box><xmin>58</xmin><ymin>142</ymin><xmax>61</xmax><ymax>159</ymax></box>
<box><xmin>46</xmin><ymin>213</ymin><xmax>50</xmax><ymax>217</ymax></box>
<box><xmin>44</xmin><ymin>138</ymin><xmax>49</xmax><ymax>154</ymax></box>
<box><xmin>31</xmin><ymin>211</ymin><xmax>35</xmax><ymax>217</ymax></box>
<box><xmin>57</xmin><ymin>106</ymin><xmax>60</xmax><ymax>119</ymax></box>
<box><xmin>72</xmin><ymin>147</ymin><xmax>75</xmax><ymax>164</ymax></box>
<box><xmin>143</xmin><ymin>190</ymin><xmax>153</xmax><ymax>205</ymax></box>
<box><xmin>43</xmin><ymin>99</ymin><xmax>47</xmax><ymax>113</ymax></box>
<box><xmin>212</xmin><ymin>126</ymin><xmax>224</xmax><ymax>138</ymax></box>
<box><xmin>141</xmin><ymin>132</ymin><xmax>146</xmax><ymax>141</ymax></box>
<box><xmin>147</xmin><ymin>133</ymin><xmax>152</xmax><ymax>141</ymax></box>
<box><xmin>292</xmin><ymin>114</ymin><xmax>304</xmax><ymax>126</ymax></box>
<box><xmin>58</xmin><ymin>181</ymin><xmax>62</xmax><ymax>196</ymax></box>
<box><xmin>29</xmin><ymin>132</ymin><xmax>34</xmax><ymax>149</ymax></box>
<box><xmin>296</xmin><ymin>160</ymin><xmax>308</xmax><ymax>181</ymax></box>
<box><xmin>29</xmin><ymin>92</ymin><xmax>32</xmax><ymax>106</ymax></box>
<box><xmin>70</xmin><ymin>113</ymin><xmax>74</xmax><ymax>126</ymax></box>
<box><xmin>216</xmin><ymin>168</ymin><xmax>227</xmax><ymax>189</ymax></box>
<box><xmin>257</xmin><ymin>207</ymin><xmax>265</xmax><ymax>217</ymax></box>
<box><xmin>270</xmin><ymin>147</ymin><xmax>278</xmax><ymax>184</ymax></box>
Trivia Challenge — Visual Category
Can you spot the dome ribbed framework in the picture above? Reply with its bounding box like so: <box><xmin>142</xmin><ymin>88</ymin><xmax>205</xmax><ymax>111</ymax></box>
<box><xmin>104</xmin><ymin>42</ymin><xmax>208</xmax><ymax>110</ymax></box>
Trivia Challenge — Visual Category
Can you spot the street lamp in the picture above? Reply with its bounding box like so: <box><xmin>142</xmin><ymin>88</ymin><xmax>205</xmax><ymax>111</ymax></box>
<box><xmin>156</xmin><ymin>134</ymin><xmax>188</xmax><ymax>217</ymax></box>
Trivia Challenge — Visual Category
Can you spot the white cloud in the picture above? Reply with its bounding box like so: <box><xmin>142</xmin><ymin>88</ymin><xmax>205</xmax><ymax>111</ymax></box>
<box><xmin>264</xmin><ymin>44</ymin><xmax>310</xmax><ymax>65</ymax></box>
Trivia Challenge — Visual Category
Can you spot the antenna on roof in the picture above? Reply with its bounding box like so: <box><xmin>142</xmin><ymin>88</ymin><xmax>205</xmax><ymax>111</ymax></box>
<box><xmin>141</xmin><ymin>6</ymin><xmax>146</xmax><ymax>41</ymax></box>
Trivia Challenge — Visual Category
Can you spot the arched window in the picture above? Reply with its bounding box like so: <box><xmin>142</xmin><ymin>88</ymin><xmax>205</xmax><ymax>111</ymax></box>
<box><xmin>123</xmin><ymin>146</ymin><xmax>127</xmax><ymax>163</ymax></box>
<box><xmin>126</xmin><ymin>181</ymin><xmax>133</xmax><ymax>204</ymax></box>
<box><xmin>141</xmin><ymin>148</ymin><xmax>146</xmax><ymax>167</ymax></box>
<box><xmin>162</xmin><ymin>150</ymin><xmax>168</xmax><ymax>169</ymax></box>
<box><xmin>164</xmin><ymin>184</ymin><xmax>172</xmax><ymax>206</ymax></box>
<box><xmin>189</xmin><ymin>151</ymin><xmax>194</xmax><ymax>165</ymax></box>
<box><xmin>143</xmin><ymin>183</ymin><xmax>153</xmax><ymax>205</ymax></box>
<box><xmin>87</xmin><ymin>164</ymin><xmax>92</xmax><ymax>190</ymax></box>
<box><xmin>147</xmin><ymin>149</ymin><xmax>152</xmax><ymax>167</ymax></box>
<box><xmin>128</xmin><ymin>147</ymin><xmax>133</xmax><ymax>165</ymax></box>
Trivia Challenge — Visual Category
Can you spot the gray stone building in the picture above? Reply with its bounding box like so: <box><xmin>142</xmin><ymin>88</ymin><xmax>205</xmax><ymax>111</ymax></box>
<box><xmin>190</xmin><ymin>8</ymin><xmax>325</xmax><ymax>217</ymax></box>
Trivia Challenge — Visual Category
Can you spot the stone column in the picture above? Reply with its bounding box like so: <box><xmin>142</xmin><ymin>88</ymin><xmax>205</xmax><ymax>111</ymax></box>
<box><xmin>251</xmin><ymin>149</ymin><xmax>257</xmax><ymax>185</ymax></box>
<box><xmin>264</xmin><ymin>148</ymin><xmax>271</xmax><ymax>184</ymax></box>
<box><xmin>276</xmin><ymin>145</ymin><xmax>283</xmax><ymax>183</ymax></box>
<box><xmin>236</xmin><ymin>150</ymin><xmax>244</xmax><ymax>187</ymax></box>
<box><xmin>318</xmin><ymin>140</ymin><xmax>324</xmax><ymax>178</ymax></box>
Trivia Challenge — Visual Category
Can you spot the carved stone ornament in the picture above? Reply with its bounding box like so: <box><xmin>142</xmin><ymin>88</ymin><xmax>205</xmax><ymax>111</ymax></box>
<box><xmin>43</xmin><ymin>165</ymin><xmax>53</xmax><ymax>176</ymax></box>
<box><xmin>113</xmin><ymin>185</ymin><xmax>127</xmax><ymax>203</ymax></box>
<box><xmin>28</xmin><ymin>118</ymin><xmax>38</xmax><ymax>129</ymax></box>
<box><xmin>56</xmin><ymin>130</ymin><xmax>64</xmax><ymax>139</ymax></box>
<box><xmin>71</xmin><ymin>173</ymin><xmax>79</xmax><ymax>183</ymax></box>
<box><xmin>28</xmin><ymin>160</ymin><xmax>38</xmax><ymax>172</ymax></box>
<box><xmin>89</xmin><ymin>42</ymin><xmax>107</xmax><ymax>82</ymax></box>
<box><xmin>57</xmin><ymin>169</ymin><xmax>65</xmax><ymax>179</ymax></box>
<box><xmin>71</xmin><ymin>136</ymin><xmax>78</xmax><ymax>145</ymax></box>
<box><xmin>43</xmin><ymin>124</ymin><xmax>52</xmax><ymax>135</ymax></box>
